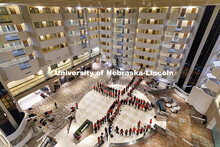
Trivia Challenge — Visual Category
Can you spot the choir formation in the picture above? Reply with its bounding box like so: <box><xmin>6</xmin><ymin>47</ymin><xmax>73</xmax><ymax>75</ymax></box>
<box><xmin>93</xmin><ymin>76</ymin><xmax>155</xmax><ymax>145</ymax></box>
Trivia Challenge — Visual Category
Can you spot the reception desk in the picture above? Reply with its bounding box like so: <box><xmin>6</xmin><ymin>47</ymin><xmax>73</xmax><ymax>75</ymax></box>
<box><xmin>73</xmin><ymin>119</ymin><xmax>93</xmax><ymax>144</ymax></box>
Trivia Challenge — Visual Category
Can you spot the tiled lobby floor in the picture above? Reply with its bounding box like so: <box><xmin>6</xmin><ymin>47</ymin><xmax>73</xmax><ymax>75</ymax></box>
<box><xmin>25</xmin><ymin>63</ymin><xmax>214</xmax><ymax>147</ymax></box>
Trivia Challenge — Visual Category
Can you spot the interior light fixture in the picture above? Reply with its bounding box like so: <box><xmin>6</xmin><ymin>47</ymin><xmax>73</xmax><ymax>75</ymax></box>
<box><xmin>143</xmin><ymin>0</ymin><xmax>145</xmax><ymax>5</ymax></box>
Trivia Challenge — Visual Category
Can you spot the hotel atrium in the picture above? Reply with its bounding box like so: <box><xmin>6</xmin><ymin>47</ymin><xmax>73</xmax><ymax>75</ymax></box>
<box><xmin>0</xmin><ymin>0</ymin><xmax>220</xmax><ymax>146</ymax></box>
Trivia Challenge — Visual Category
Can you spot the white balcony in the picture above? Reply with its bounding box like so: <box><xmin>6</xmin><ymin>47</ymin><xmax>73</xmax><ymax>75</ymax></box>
<box><xmin>160</xmin><ymin>56</ymin><xmax>181</xmax><ymax>64</ymax></box>
<box><xmin>62</xmin><ymin>13</ymin><xmax>77</xmax><ymax>20</ymax></box>
<box><xmin>36</xmin><ymin>26</ymin><xmax>65</xmax><ymax>36</ymax></box>
<box><xmin>67</xmin><ymin>35</ymin><xmax>80</xmax><ymax>42</ymax></box>
<box><xmin>211</xmin><ymin>61</ymin><xmax>220</xmax><ymax>79</ymax></box>
<box><xmin>100</xmin><ymin>44</ymin><xmax>112</xmax><ymax>50</ymax></box>
<box><xmin>88</xmin><ymin>22</ymin><xmax>98</xmax><ymax>28</ymax></box>
<box><xmin>205</xmin><ymin>76</ymin><xmax>220</xmax><ymax>93</ymax></box>
<box><xmin>164</xmin><ymin>36</ymin><xmax>188</xmax><ymax>44</ymax></box>
<box><xmin>65</xmin><ymin>25</ymin><xmax>79</xmax><ymax>31</ymax></box>
<box><xmin>100</xmin><ymin>30</ymin><xmax>111</xmax><ymax>35</ymax></box>
<box><xmin>90</xmin><ymin>38</ymin><xmax>99</xmax><ymax>48</ymax></box>
<box><xmin>30</xmin><ymin>13</ymin><xmax>62</xmax><ymax>22</ymax></box>
<box><xmin>125</xmin><ymin>13</ymin><xmax>136</xmax><ymax>19</ymax></box>
<box><xmin>135</xmin><ymin>42</ymin><xmax>160</xmax><ymax>50</ymax></box>
<box><xmin>39</xmin><ymin>37</ymin><xmax>67</xmax><ymax>49</ymax></box>
<box><xmin>99</xmin><ymin>13</ymin><xmax>111</xmax><ymax>18</ymax></box>
<box><xmin>0</xmin><ymin>45</ymin><xmax>34</xmax><ymax>61</ymax></box>
<box><xmin>99</xmin><ymin>22</ymin><xmax>111</xmax><ymax>27</ymax></box>
<box><xmin>87</xmin><ymin>13</ymin><xmax>98</xmax><ymax>18</ymax></box>
<box><xmin>124</xmin><ymin>33</ymin><xmax>135</xmax><ymax>38</ymax></box>
<box><xmin>0</xmin><ymin>14</ymin><xmax>24</xmax><ymax>24</ymax></box>
<box><xmin>102</xmin><ymin>51</ymin><xmax>112</xmax><ymax>57</ymax></box>
<box><xmin>100</xmin><ymin>37</ymin><xmax>111</xmax><ymax>43</ymax></box>
<box><xmin>122</xmin><ymin>57</ymin><xmax>132</xmax><ymax>62</ymax></box>
<box><xmin>44</xmin><ymin>47</ymin><xmax>69</xmax><ymax>64</ymax></box>
<box><xmin>123</xmin><ymin>42</ymin><xmax>133</xmax><ymax>47</ymax></box>
<box><xmin>0</xmin><ymin>58</ymin><xmax>40</xmax><ymax>81</ymax></box>
<box><xmin>0</xmin><ymin>31</ymin><xmax>29</xmax><ymax>44</ymax></box>
<box><xmin>69</xmin><ymin>44</ymin><xmax>82</xmax><ymax>56</ymax></box>
<box><xmin>133</xmin><ymin>64</ymin><xmax>140</xmax><ymax>70</ymax></box>
<box><xmin>169</xmin><ymin>13</ymin><xmax>197</xmax><ymax>20</ymax></box>
<box><xmin>133</xmin><ymin>58</ymin><xmax>156</xmax><ymax>66</ymax></box>
<box><xmin>167</xmin><ymin>25</ymin><xmax>193</xmax><ymax>33</ymax></box>
<box><xmin>137</xmin><ymin>24</ymin><xmax>164</xmax><ymax>30</ymax></box>
<box><xmin>123</xmin><ymin>49</ymin><xmax>132</xmax><ymax>55</ymax></box>
<box><xmin>89</xmin><ymin>30</ymin><xmax>98</xmax><ymax>36</ymax></box>
<box><xmin>162</xmin><ymin>46</ymin><xmax>185</xmax><ymax>54</ymax></box>
<box><xmin>124</xmin><ymin>24</ymin><xmax>136</xmax><ymax>29</ymax></box>
<box><xmin>134</xmin><ymin>50</ymin><xmax>158</xmax><ymax>58</ymax></box>
<box><xmin>138</xmin><ymin>13</ymin><xmax>167</xmax><ymax>19</ymax></box>
<box><xmin>136</xmin><ymin>33</ymin><xmax>162</xmax><ymax>40</ymax></box>
<box><xmin>122</xmin><ymin>63</ymin><xmax>129</xmax><ymax>69</ymax></box>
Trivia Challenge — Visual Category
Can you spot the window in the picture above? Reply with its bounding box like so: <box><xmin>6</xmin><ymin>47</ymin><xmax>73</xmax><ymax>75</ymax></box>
<box><xmin>2</xmin><ymin>25</ymin><xmax>16</xmax><ymax>32</ymax></box>
<box><xmin>34</xmin><ymin>22</ymin><xmax>43</xmax><ymax>28</ymax></box>
<box><xmin>0</xmin><ymin>7</ymin><xmax>8</xmax><ymax>15</ymax></box>
<box><xmin>29</xmin><ymin>7</ymin><xmax>39</xmax><ymax>14</ymax></box>
<box><xmin>10</xmin><ymin>41</ymin><xmax>21</xmax><ymax>46</ymax></box>
<box><xmin>1</xmin><ymin>95</ymin><xmax>15</xmax><ymax>109</ymax></box>
<box><xmin>39</xmin><ymin>35</ymin><xmax>46</xmax><ymax>41</ymax></box>
<box><xmin>46</xmin><ymin>21</ymin><xmax>54</xmax><ymax>27</ymax></box>
<box><xmin>50</xmin><ymin>33</ymin><xmax>57</xmax><ymax>39</ymax></box>
<box><xmin>43</xmin><ymin>8</ymin><xmax>51</xmax><ymax>13</ymax></box>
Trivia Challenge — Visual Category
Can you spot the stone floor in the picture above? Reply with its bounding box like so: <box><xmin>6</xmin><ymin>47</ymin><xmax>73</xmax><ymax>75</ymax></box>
<box><xmin>142</xmin><ymin>92</ymin><xmax>214</xmax><ymax>147</ymax></box>
<box><xmin>23</xmin><ymin>63</ymin><xmax>214</xmax><ymax>147</ymax></box>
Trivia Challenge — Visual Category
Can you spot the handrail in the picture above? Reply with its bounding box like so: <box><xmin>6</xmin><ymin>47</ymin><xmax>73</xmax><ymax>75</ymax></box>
<box><xmin>7</xmin><ymin>112</ymin><xmax>28</xmax><ymax>141</ymax></box>
<box><xmin>173</xmin><ymin>83</ymin><xmax>189</xmax><ymax>96</ymax></box>
<box><xmin>109</xmin><ymin>128</ymin><xmax>155</xmax><ymax>147</ymax></box>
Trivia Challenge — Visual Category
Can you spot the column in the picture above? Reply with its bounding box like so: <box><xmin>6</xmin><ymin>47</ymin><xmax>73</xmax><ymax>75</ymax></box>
<box><xmin>0</xmin><ymin>101</ymin><xmax>18</xmax><ymax>129</ymax></box>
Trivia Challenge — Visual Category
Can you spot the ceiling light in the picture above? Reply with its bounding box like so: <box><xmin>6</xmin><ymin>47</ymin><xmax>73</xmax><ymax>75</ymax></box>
<box><xmin>98</xmin><ymin>1</ymin><xmax>101</xmax><ymax>5</ymax></box>
<box><xmin>124</xmin><ymin>0</ymin><xmax>126</xmax><ymax>5</ymax></box>
<box><xmin>154</xmin><ymin>3</ymin><xmax>156</xmax><ymax>7</ymax></box>
<box><xmin>143</xmin><ymin>1</ymin><xmax>145</xmax><ymax>5</ymax></box>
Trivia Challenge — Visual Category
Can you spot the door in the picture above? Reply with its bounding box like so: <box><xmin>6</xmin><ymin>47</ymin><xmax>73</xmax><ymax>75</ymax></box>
<box><xmin>177</xmin><ymin>21</ymin><xmax>182</xmax><ymax>28</ymax></box>
<box><xmin>9</xmin><ymin>8</ymin><xmax>16</xmax><ymax>14</ymax></box>
<box><xmin>148</xmin><ymin>9</ymin><xmax>152</xmax><ymax>13</ymax></box>
<box><xmin>156</xmin><ymin>9</ymin><xmax>160</xmax><ymax>13</ymax></box>
<box><xmin>154</xmin><ymin>20</ymin><xmax>158</xmax><ymax>24</ymax></box>
<box><xmin>187</xmin><ymin>21</ymin><xmax>193</xmax><ymax>26</ymax></box>
<box><xmin>16</xmin><ymin>24</ymin><xmax>23</xmax><ymax>32</ymax></box>
<box><xmin>191</xmin><ymin>8</ymin><xmax>197</xmax><ymax>13</ymax></box>
<box><xmin>152</xmin><ymin>30</ymin><xmax>156</xmax><ymax>34</ymax></box>
<box><xmin>172</xmin><ymin>44</ymin><xmax>175</xmax><ymax>48</ymax></box>
<box><xmin>180</xmin><ymin>8</ymin><xmax>186</xmax><ymax>17</ymax></box>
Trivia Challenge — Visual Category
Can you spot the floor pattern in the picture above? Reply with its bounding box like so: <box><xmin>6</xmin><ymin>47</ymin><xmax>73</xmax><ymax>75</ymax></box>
<box><xmin>21</xmin><ymin>63</ymin><xmax>214</xmax><ymax>147</ymax></box>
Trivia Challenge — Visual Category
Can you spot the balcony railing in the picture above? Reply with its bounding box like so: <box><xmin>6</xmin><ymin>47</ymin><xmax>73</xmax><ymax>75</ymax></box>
<box><xmin>5</xmin><ymin>34</ymin><xmax>20</xmax><ymax>42</ymax></box>
<box><xmin>117</xmin><ymin>42</ymin><xmax>124</xmax><ymax>46</ymax></box>
<box><xmin>81</xmin><ymin>43</ymin><xmax>87</xmax><ymax>49</ymax></box>
<box><xmin>80</xmin><ymin>35</ymin><xmax>86</xmax><ymax>40</ymax></box>
<box><xmin>79</xmin><ymin>26</ymin><xmax>85</xmax><ymax>30</ymax></box>
<box><xmin>117</xmin><ymin>34</ymin><xmax>124</xmax><ymax>37</ymax></box>
<box><xmin>0</xmin><ymin>15</ymin><xmax>12</xmax><ymax>23</ymax></box>
<box><xmin>19</xmin><ymin>62</ymin><xmax>31</xmax><ymax>70</ymax></box>
<box><xmin>12</xmin><ymin>49</ymin><xmax>26</xmax><ymax>57</ymax></box>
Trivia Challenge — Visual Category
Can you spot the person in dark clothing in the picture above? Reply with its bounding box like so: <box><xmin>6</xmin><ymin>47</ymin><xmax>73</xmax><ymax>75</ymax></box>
<box><xmin>54</xmin><ymin>102</ymin><xmax>58</xmax><ymax>109</ymax></box>
<box><xmin>129</xmin><ymin>128</ymin><xmax>132</xmax><ymax>136</ymax></box>
<box><xmin>115</xmin><ymin>126</ymin><xmax>119</xmax><ymax>134</ymax></box>
<box><xmin>125</xmin><ymin>129</ymin><xmax>128</xmax><ymax>136</ymax></box>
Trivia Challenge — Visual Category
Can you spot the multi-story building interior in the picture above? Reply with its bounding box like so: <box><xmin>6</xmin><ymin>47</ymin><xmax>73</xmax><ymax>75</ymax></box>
<box><xmin>0</xmin><ymin>0</ymin><xmax>220</xmax><ymax>146</ymax></box>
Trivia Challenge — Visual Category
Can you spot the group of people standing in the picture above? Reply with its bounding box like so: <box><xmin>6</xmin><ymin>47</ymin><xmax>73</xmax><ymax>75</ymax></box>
<box><xmin>115</xmin><ymin>119</ymin><xmax>153</xmax><ymax>136</ymax></box>
<box><xmin>94</xmin><ymin>76</ymin><xmax>155</xmax><ymax>146</ymax></box>
<box><xmin>94</xmin><ymin>82</ymin><xmax>121</xmax><ymax>98</ymax></box>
